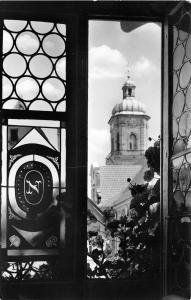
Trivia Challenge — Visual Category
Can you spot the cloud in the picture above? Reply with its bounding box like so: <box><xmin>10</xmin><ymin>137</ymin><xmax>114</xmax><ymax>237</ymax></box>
<box><xmin>89</xmin><ymin>45</ymin><xmax>127</xmax><ymax>79</ymax></box>
<box><xmin>131</xmin><ymin>56</ymin><xmax>156</xmax><ymax>76</ymax></box>
<box><xmin>88</xmin><ymin>128</ymin><xmax>110</xmax><ymax>157</ymax></box>
<box><xmin>136</xmin><ymin>22</ymin><xmax>161</xmax><ymax>34</ymax></box>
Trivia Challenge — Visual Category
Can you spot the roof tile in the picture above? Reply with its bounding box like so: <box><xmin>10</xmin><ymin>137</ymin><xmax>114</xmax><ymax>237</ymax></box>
<box><xmin>99</xmin><ymin>162</ymin><xmax>145</xmax><ymax>207</ymax></box>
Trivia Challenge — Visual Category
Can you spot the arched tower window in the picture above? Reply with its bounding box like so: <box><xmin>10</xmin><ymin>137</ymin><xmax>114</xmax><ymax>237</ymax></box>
<box><xmin>111</xmin><ymin>136</ymin><xmax>114</xmax><ymax>151</ymax></box>
<box><xmin>129</xmin><ymin>133</ymin><xmax>137</xmax><ymax>150</ymax></box>
<box><xmin>128</xmin><ymin>87</ymin><xmax>132</xmax><ymax>96</ymax></box>
<box><xmin>117</xmin><ymin>132</ymin><xmax>120</xmax><ymax>151</ymax></box>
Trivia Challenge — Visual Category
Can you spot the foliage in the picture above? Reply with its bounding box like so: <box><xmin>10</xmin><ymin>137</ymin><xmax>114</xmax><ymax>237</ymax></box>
<box><xmin>87</xmin><ymin>137</ymin><xmax>161</xmax><ymax>279</ymax></box>
<box><xmin>0</xmin><ymin>260</ymin><xmax>67</xmax><ymax>281</ymax></box>
<box><xmin>145</xmin><ymin>138</ymin><xmax>160</xmax><ymax>175</ymax></box>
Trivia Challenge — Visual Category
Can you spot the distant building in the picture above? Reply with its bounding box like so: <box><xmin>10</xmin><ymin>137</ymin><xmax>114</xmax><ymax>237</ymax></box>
<box><xmin>87</xmin><ymin>198</ymin><xmax>104</xmax><ymax>235</ymax></box>
<box><xmin>90</xmin><ymin>75</ymin><xmax>150</xmax><ymax>217</ymax></box>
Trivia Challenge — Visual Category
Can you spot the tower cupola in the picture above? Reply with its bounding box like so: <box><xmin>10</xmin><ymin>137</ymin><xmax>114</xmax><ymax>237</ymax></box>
<box><xmin>106</xmin><ymin>73</ymin><xmax>150</xmax><ymax>165</ymax></box>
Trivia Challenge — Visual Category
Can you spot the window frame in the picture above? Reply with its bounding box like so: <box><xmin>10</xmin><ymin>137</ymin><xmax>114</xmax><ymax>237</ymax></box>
<box><xmin>0</xmin><ymin>5</ymin><xmax>81</xmax><ymax>294</ymax></box>
<box><xmin>86</xmin><ymin>15</ymin><xmax>163</xmax><ymax>298</ymax></box>
<box><xmin>0</xmin><ymin>1</ymin><xmax>185</xmax><ymax>299</ymax></box>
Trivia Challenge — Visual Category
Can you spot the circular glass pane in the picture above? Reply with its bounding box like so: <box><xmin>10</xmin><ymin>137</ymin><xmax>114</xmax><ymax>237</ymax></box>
<box><xmin>42</xmin><ymin>34</ymin><xmax>65</xmax><ymax>57</ymax></box>
<box><xmin>173</xmin><ymin>168</ymin><xmax>179</xmax><ymax>191</ymax></box>
<box><xmin>173</xmin><ymin>26</ymin><xmax>178</xmax><ymax>49</ymax></box>
<box><xmin>29</xmin><ymin>100</ymin><xmax>52</xmax><ymax>111</ymax></box>
<box><xmin>185</xmin><ymin>191</ymin><xmax>191</xmax><ymax>210</ymax></box>
<box><xmin>173</xmin><ymin>156</ymin><xmax>184</xmax><ymax>168</ymax></box>
<box><xmin>16</xmin><ymin>31</ymin><xmax>40</xmax><ymax>55</ymax></box>
<box><xmin>179</xmin><ymin>62</ymin><xmax>191</xmax><ymax>89</ymax></box>
<box><xmin>56</xmin><ymin>57</ymin><xmax>66</xmax><ymax>80</ymax></box>
<box><xmin>173</xmin><ymin>139</ymin><xmax>186</xmax><ymax>155</ymax></box>
<box><xmin>173</xmin><ymin>91</ymin><xmax>185</xmax><ymax>118</ymax></box>
<box><xmin>3</xmin><ymin>53</ymin><xmax>26</xmax><ymax>77</ymax></box>
<box><xmin>56</xmin><ymin>101</ymin><xmax>66</xmax><ymax>112</ymax></box>
<box><xmin>179</xmin><ymin>164</ymin><xmax>191</xmax><ymax>191</ymax></box>
<box><xmin>173</xmin><ymin>71</ymin><xmax>178</xmax><ymax>95</ymax></box>
<box><xmin>30</xmin><ymin>21</ymin><xmax>54</xmax><ymax>34</ymax></box>
<box><xmin>179</xmin><ymin>30</ymin><xmax>189</xmax><ymax>42</ymax></box>
<box><xmin>179</xmin><ymin>14</ymin><xmax>190</xmax><ymax>41</ymax></box>
<box><xmin>173</xmin><ymin>118</ymin><xmax>178</xmax><ymax>139</ymax></box>
<box><xmin>3</xmin><ymin>99</ymin><xmax>25</xmax><ymax>110</ymax></box>
<box><xmin>4</xmin><ymin>20</ymin><xmax>27</xmax><ymax>32</ymax></box>
<box><xmin>174</xmin><ymin>190</ymin><xmax>185</xmax><ymax>210</ymax></box>
<box><xmin>56</xmin><ymin>24</ymin><xmax>66</xmax><ymax>36</ymax></box>
<box><xmin>186</xmin><ymin>35</ymin><xmax>191</xmax><ymax>58</ymax></box>
<box><xmin>2</xmin><ymin>76</ymin><xmax>13</xmax><ymax>99</ymax></box>
<box><xmin>186</xmin><ymin>84</ymin><xmax>191</xmax><ymax>108</ymax></box>
<box><xmin>173</xmin><ymin>44</ymin><xmax>185</xmax><ymax>71</ymax></box>
<box><xmin>42</xmin><ymin>78</ymin><xmax>65</xmax><ymax>102</ymax></box>
<box><xmin>29</xmin><ymin>55</ymin><xmax>53</xmax><ymax>79</ymax></box>
<box><xmin>179</xmin><ymin>111</ymin><xmax>191</xmax><ymax>137</ymax></box>
<box><xmin>3</xmin><ymin>30</ymin><xmax>13</xmax><ymax>54</ymax></box>
<box><xmin>186</xmin><ymin>152</ymin><xmax>191</xmax><ymax>163</ymax></box>
<box><xmin>16</xmin><ymin>77</ymin><xmax>40</xmax><ymax>101</ymax></box>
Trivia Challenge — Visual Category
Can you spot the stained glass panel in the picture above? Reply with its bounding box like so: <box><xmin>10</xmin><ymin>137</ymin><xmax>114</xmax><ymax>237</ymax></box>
<box><xmin>1</xmin><ymin>119</ymin><xmax>66</xmax><ymax>257</ymax></box>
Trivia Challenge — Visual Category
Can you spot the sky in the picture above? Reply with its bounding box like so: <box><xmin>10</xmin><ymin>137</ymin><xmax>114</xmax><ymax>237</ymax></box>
<box><xmin>88</xmin><ymin>21</ymin><xmax>161</xmax><ymax>173</ymax></box>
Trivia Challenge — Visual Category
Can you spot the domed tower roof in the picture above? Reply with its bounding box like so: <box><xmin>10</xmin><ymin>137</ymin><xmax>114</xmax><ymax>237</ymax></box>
<box><xmin>112</xmin><ymin>75</ymin><xmax>147</xmax><ymax>116</ymax></box>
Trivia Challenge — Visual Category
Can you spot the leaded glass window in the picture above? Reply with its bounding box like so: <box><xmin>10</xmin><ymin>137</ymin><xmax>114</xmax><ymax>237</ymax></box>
<box><xmin>2</xmin><ymin>20</ymin><xmax>66</xmax><ymax>111</ymax></box>
<box><xmin>1</xmin><ymin>19</ymin><xmax>67</xmax><ymax>262</ymax></box>
<box><xmin>167</xmin><ymin>5</ymin><xmax>191</xmax><ymax>297</ymax></box>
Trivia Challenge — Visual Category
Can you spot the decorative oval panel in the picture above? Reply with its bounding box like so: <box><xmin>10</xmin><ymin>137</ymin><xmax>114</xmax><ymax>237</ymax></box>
<box><xmin>24</xmin><ymin>170</ymin><xmax>44</xmax><ymax>205</ymax></box>
<box><xmin>15</xmin><ymin>161</ymin><xmax>53</xmax><ymax>213</ymax></box>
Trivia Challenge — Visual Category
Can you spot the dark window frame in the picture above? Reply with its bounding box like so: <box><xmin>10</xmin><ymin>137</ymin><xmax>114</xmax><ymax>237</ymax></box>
<box><xmin>0</xmin><ymin>2</ymin><xmax>187</xmax><ymax>300</ymax></box>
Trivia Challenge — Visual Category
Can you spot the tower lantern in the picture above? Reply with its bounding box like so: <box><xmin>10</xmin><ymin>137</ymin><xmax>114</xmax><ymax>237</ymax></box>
<box><xmin>122</xmin><ymin>75</ymin><xmax>136</xmax><ymax>99</ymax></box>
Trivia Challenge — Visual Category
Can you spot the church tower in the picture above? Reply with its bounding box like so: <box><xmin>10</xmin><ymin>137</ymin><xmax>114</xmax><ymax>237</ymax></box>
<box><xmin>106</xmin><ymin>75</ymin><xmax>150</xmax><ymax>165</ymax></box>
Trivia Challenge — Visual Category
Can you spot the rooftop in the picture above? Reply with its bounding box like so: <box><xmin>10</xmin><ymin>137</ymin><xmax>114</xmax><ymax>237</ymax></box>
<box><xmin>98</xmin><ymin>157</ymin><xmax>147</xmax><ymax>208</ymax></box>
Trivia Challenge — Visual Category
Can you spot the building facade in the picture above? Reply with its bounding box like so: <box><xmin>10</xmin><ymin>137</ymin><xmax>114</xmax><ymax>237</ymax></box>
<box><xmin>90</xmin><ymin>75</ymin><xmax>150</xmax><ymax>216</ymax></box>
<box><xmin>106</xmin><ymin>75</ymin><xmax>150</xmax><ymax>165</ymax></box>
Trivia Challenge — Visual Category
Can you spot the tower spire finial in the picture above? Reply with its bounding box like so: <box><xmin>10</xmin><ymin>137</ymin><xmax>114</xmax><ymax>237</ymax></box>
<box><xmin>122</xmin><ymin>68</ymin><xmax>135</xmax><ymax>99</ymax></box>
<box><xmin>124</xmin><ymin>64</ymin><xmax>131</xmax><ymax>80</ymax></box>
<box><xmin>127</xmin><ymin>68</ymin><xmax>130</xmax><ymax>79</ymax></box>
